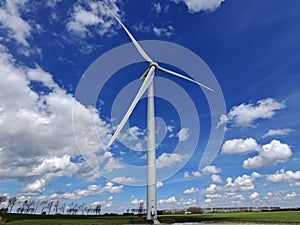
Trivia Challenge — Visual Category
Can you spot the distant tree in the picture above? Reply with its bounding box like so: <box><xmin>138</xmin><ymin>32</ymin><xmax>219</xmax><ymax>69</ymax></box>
<box><xmin>53</xmin><ymin>201</ymin><xmax>60</xmax><ymax>214</ymax></box>
<box><xmin>59</xmin><ymin>202</ymin><xmax>66</xmax><ymax>214</ymax></box>
<box><xmin>24</xmin><ymin>200</ymin><xmax>34</xmax><ymax>214</ymax></box>
<box><xmin>0</xmin><ymin>195</ymin><xmax>7</xmax><ymax>204</ymax></box>
<box><xmin>47</xmin><ymin>201</ymin><xmax>53</xmax><ymax>215</ymax></box>
<box><xmin>95</xmin><ymin>205</ymin><xmax>101</xmax><ymax>215</ymax></box>
<box><xmin>33</xmin><ymin>200</ymin><xmax>40</xmax><ymax>214</ymax></box>
<box><xmin>67</xmin><ymin>202</ymin><xmax>78</xmax><ymax>215</ymax></box>
<box><xmin>186</xmin><ymin>207</ymin><xmax>203</xmax><ymax>214</ymax></box>
<box><xmin>39</xmin><ymin>200</ymin><xmax>48</xmax><ymax>214</ymax></box>
<box><xmin>8</xmin><ymin>197</ymin><xmax>17</xmax><ymax>213</ymax></box>
<box><xmin>138</xmin><ymin>202</ymin><xmax>144</xmax><ymax>214</ymax></box>
<box><xmin>78</xmin><ymin>203</ymin><xmax>87</xmax><ymax>215</ymax></box>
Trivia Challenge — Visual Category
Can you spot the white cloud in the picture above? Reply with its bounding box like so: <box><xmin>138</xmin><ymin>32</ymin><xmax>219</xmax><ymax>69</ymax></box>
<box><xmin>152</xmin><ymin>2</ymin><xmax>162</xmax><ymax>13</ymax></box>
<box><xmin>183</xmin><ymin>171</ymin><xmax>190</xmax><ymax>178</ymax></box>
<box><xmin>221</xmin><ymin>138</ymin><xmax>260</xmax><ymax>155</ymax></box>
<box><xmin>67</xmin><ymin>0</ymin><xmax>121</xmax><ymax>37</ymax></box>
<box><xmin>104</xmin><ymin>158</ymin><xmax>125</xmax><ymax>172</ymax></box>
<box><xmin>158</xmin><ymin>196</ymin><xmax>176</xmax><ymax>204</ymax></box>
<box><xmin>217</xmin><ymin>98</ymin><xmax>285</xmax><ymax>129</ymax></box>
<box><xmin>243</xmin><ymin>140</ymin><xmax>292</xmax><ymax>169</ymax></box>
<box><xmin>185</xmin><ymin>165</ymin><xmax>221</xmax><ymax>178</ymax></box>
<box><xmin>266</xmin><ymin>169</ymin><xmax>300</xmax><ymax>185</ymax></box>
<box><xmin>153</xmin><ymin>25</ymin><xmax>175</xmax><ymax>37</ymax></box>
<box><xmin>286</xmin><ymin>192</ymin><xmax>297</xmax><ymax>199</ymax></box>
<box><xmin>118</xmin><ymin>126</ymin><xmax>146</xmax><ymax>151</ymax></box>
<box><xmin>0</xmin><ymin>44</ymin><xmax>114</xmax><ymax>192</ymax></box>
<box><xmin>211</xmin><ymin>174</ymin><xmax>223</xmax><ymax>184</ymax></box>
<box><xmin>156</xmin><ymin>181</ymin><xmax>164</xmax><ymax>188</ymax></box>
<box><xmin>156</xmin><ymin>153</ymin><xmax>186</xmax><ymax>169</ymax></box>
<box><xmin>0</xmin><ymin>0</ymin><xmax>32</xmax><ymax>46</ymax></box>
<box><xmin>177</xmin><ymin>128</ymin><xmax>190</xmax><ymax>142</ymax></box>
<box><xmin>223</xmin><ymin>172</ymin><xmax>261</xmax><ymax>192</ymax></box>
<box><xmin>133</xmin><ymin>22</ymin><xmax>175</xmax><ymax>38</ymax></box>
<box><xmin>202</xmin><ymin>165</ymin><xmax>221</xmax><ymax>174</ymax></box>
<box><xmin>183</xmin><ymin>187</ymin><xmax>199</xmax><ymax>194</ymax></box>
<box><xmin>46</xmin><ymin>0</ymin><xmax>63</xmax><ymax>8</ymax></box>
<box><xmin>249</xmin><ymin>192</ymin><xmax>259</xmax><ymax>200</ymax></box>
<box><xmin>172</xmin><ymin>0</ymin><xmax>225</xmax><ymax>13</ymax></box>
<box><xmin>221</xmin><ymin>137</ymin><xmax>292</xmax><ymax>169</ymax></box>
<box><xmin>262</xmin><ymin>128</ymin><xmax>293</xmax><ymax>138</ymax></box>
<box><xmin>20</xmin><ymin>179</ymin><xmax>47</xmax><ymax>195</ymax></box>
<box><xmin>49</xmin><ymin>182</ymin><xmax>123</xmax><ymax>200</ymax></box>
<box><xmin>111</xmin><ymin>176</ymin><xmax>137</xmax><ymax>184</ymax></box>
<box><xmin>131</xmin><ymin>196</ymin><xmax>144</xmax><ymax>205</ymax></box>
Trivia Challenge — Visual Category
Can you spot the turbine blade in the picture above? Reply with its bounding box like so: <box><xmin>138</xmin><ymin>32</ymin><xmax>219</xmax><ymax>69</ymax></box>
<box><xmin>108</xmin><ymin>11</ymin><xmax>153</xmax><ymax>63</ymax></box>
<box><xmin>158</xmin><ymin>66</ymin><xmax>214</xmax><ymax>92</ymax></box>
<box><xmin>107</xmin><ymin>67</ymin><xmax>155</xmax><ymax>148</ymax></box>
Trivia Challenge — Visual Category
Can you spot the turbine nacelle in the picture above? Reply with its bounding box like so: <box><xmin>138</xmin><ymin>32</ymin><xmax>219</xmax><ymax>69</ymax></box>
<box><xmin>140</xmin><ymin>62</ymin><xmax>159</xmax><ymax>81</ymax></box>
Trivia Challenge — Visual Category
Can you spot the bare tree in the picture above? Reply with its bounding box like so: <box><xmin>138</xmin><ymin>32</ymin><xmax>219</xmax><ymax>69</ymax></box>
<box><xmin>59</xmin><ymin>202</ymin><xmax>66</xmax><ymax>215</ymax></box>
<box><xmin>33</xmin><ymin>200</ymin><xmax>40</xmax><ymax>214</ymax></box>
<box><xmin>78</xmin><ymin>203</ymin><xmax>87</xmax><ymax>215</ymax></box>
<box><xmin>46</xmin><ymin>201</ymin><xmax>53</xmax><ymax>215</ymax></box>
<box><xmin>0</xmin><ymin>195</ymin><xmax>7</xmax><ymax>204</ymax></box>
<box><xmin>53</xmin><ymin>201</ymin><xmax>60</xmax><ymax>214</ymax></box>
<box><xmin>67</xmin><ymin>202</ymin><xmax>78</xmax><ymax>215</ymax></box>
<box><xmin>24</xmin><ymin>200</ymin><xmax>34</xmax><ymax>214</ymax></box>
<box><xmin>95</xmin><ymin>205</ymin><xmax>101</xmax><ymax>215</ymax></box>
<box><xmin>39</xmin><ymin>200</ymin><xmax>48</xmax><ymax>214</ymax></box>
<box><xmin>8</xmin><ymin>197</ymin><xmax>17</xmax><ymax>213</ymax></box>
<box><xmin>138</xmin><ymin>202</ymin><xmax>144</xmax><ymax>214</ymax></box>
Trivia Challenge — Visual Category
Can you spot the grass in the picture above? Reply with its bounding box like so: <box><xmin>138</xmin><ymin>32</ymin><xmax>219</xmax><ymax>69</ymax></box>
<box><xmin>1</xmin><ymin>211</ymin><xmax>300</xmax><ymax>224</ymax></box>
<box><xmin>159</xmin><ymin>211</ymin><xmax>300</xmax><ymax>224</ymax></box>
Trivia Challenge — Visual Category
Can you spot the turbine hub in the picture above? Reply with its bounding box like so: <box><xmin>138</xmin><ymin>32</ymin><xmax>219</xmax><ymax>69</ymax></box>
<box><xmin>150</xmin><ymin>62</ymin><xmax>158</xmax><ymax>69</ymax></box>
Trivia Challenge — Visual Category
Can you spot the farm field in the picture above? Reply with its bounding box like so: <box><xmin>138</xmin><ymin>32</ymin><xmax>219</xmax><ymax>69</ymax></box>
<box><xmin>1</xmin><ymin>211</ymin><xmax>300</xmax><ymax>224</ymax></box>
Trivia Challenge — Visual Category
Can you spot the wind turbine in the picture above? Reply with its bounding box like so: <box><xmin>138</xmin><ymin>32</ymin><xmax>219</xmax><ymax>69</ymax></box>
<box><xmin>107</xmin><ymin>13</ymin><xmax>213</xmax><ymax>221</ymax></box>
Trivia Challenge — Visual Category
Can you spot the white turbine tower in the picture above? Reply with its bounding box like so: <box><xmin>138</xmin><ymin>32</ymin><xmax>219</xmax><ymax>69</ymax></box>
<box><xmin>107</xmin><ymin>14</ymin><xmax>213</xmax><ymax>221</ymax></box>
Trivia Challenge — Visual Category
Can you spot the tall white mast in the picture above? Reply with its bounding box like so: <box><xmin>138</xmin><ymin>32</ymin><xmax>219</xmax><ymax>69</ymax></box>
<box><xmin>146</xmin><ymin>66</ymin><xmax>157</xmax><ymax>220</ymax></box>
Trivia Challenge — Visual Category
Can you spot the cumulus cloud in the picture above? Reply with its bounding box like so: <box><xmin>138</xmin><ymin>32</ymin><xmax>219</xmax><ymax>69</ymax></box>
<box><xmin>118</xmin><ymin>126</ymin><xmax>146</xmax><ymax>151</ymax></box>
<box><xmin>265</xmin><ymin>169</ymin><xmax>300</xmax><ymax>186</ymax></box>
<box><xmin>67</xmin><ymin>0</ymin><xmax>121</xmax><ymax>37</ymax></box>
<box><xmin>221</xmin><ymin>137</ymin><xmax>292</xmax><ymax>169</ymax></box>
<box><xmin>133</xmin><ymin>22</ymin><xmax>175</xmax><ymax>37</ymax></box>
<box><xmin>184</xmin><ymin>165</ymin><xmax>221</xmax><ymax>178</ymax></box>
<box><xmin>111</xmin><ymin>176</ymin><xmax>137</xmax><ymax>184</ymax></box>
<box><xmin>183</xmin><ymin>187</ymin><xmax>199</xmax><ymax>194</ymax></box>
<box><xmin>221</xmin><ymin>138</ymin><xmax>260</xmax><ymax>155</ymax></box>
<box><xmin>157</xmin><ymin>181</ymin><xmax>164</xmax><ymax>188</ymax></box>
<box><xmin>20</xmin><ymin>179</ymin><xmax>47</xmax><ymax>195</ymax></box>
<box><xmin>243</xmin><ymin>140</ymin><xmax>292</xmax><ymax>169</ymax></box>
<box><xmin>0</xmin><ymin>44</ymin><xmax>114</xmax><ymax>193</ymax></box>
<box><xmin>262</xmin><ymin>128</ymin><xmax>293</xmax><ymax>138</ymax></box>
<box><xmin>156</xmin><ymin>153</ymin><xmax>186</xmax><ymax>169</ymax></box>
<box><xmin>249</xmin><ymin>191</ymin><xmax>259</xmax><ymax>200</ymax></box>
<box><xmin>153</xmin><ymin>25</ymin><xmax>175</xmax><ymax>37</ymax></box>
<box><xmin>177</xmin><ymin>128</ymin><xmax>190</xmax><ymax>142</ymax></box>
<box><xmin>211</xmin><ymin>174</ymin><xmax>223</xmax><ymax>184</ymax></box>
<box><xmin>172</xmin><ymin>0</ymin><xmax>225</xmax><ymax>13</ymax></box>
<box><xmin>217</xmin><ymin>98</ymin><xmax>285</xmax><ymax>129</ymax></box>
<box><xmin>158</xmin><ymin>196</ymin><xmax>176</xmax><ymax>204</ymax></box>
<box><xmin>223</xmin><ymin>172</ymin><xmax>261</xmax><ymax>192</ymax></box>
<box><xmin>48</xmin><ymin>182</ymin><xmax>123</xmax><ymax>200</ymax></box>
<box><xmin>0</xmin><ymin>0</ymin><xmax>32</xmax><ymax>46</ymax></box>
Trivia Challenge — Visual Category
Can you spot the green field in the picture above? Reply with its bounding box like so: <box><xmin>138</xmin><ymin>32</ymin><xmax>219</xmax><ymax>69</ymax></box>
<box><xmin>1</xmin><ymin>211</ymin><xmax>300</xmax><ymax>224</ymax></box>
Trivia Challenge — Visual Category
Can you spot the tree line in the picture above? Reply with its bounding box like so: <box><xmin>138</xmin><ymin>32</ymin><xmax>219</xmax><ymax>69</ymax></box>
<box><xmin>0</xmin><ymin>195</ymin><xmax>101</xmax><ymax>215</ymax></box>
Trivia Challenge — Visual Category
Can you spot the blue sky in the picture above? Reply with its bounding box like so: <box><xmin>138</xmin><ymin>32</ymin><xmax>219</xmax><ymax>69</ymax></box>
<box><xmin>0</xmin><ymin>0</ymin><xmax>300</xmax><ymax>213</ymax></box>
